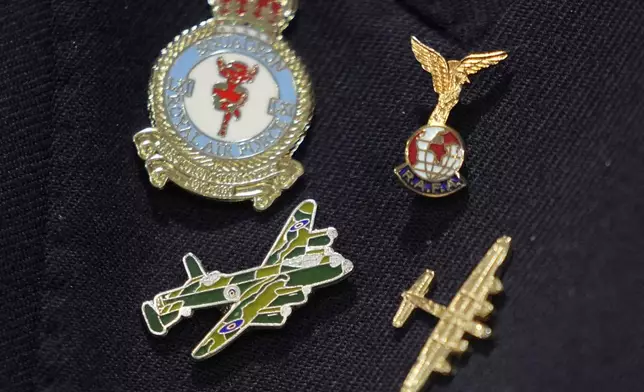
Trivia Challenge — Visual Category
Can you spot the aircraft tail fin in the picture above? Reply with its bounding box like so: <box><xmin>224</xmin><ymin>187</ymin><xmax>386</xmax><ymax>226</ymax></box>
<box><xmin>142</xmin><ymin>301</ymin><xmax>175</xmax><ymax>336</ymax></box>
<box><xmin>393</xmin><ymin>270</ymin><xmax>435</xmax><ymax>328</ymax></box>
<box><xmin>183</xmin><ymin>253</ymin><xmax>206</xmax><ymax>280</ymax></box>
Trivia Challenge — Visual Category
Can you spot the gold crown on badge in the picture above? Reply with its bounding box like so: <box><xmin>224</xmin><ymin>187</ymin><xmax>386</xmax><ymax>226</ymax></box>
<box><xmin>209</xmin><ymin>0</ymin><xmax>298</xmax><ymax>35</ymax></box>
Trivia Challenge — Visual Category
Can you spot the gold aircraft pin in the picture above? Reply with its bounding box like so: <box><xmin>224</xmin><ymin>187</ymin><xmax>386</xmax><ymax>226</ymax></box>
<box><xmin>393</xmin><ymin>236</ymin><xmax>512</xmax><ymax>392</ymax></box>
<box><xmin>395</xmin><ymin>37</ymin><xmax>507</xmax><ymax>197</ymax></box>
<box><xmin>134</xmin><ymin>0</ymin><xmax>313</xmax><ymax>211</ymax></box>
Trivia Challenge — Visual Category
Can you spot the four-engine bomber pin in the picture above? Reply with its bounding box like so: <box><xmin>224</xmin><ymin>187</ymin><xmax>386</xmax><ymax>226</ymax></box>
<box><xmin>393</xmin><ymin>237</ymin><xmax>512</xmax><ymax>392</ymax></box>
<box><xmin>134</xmin><ymin>0</ymin><xmax>313</xmax><ymax>210</ymax></box>
<box><xmin>141</xmin><ymin>200</ymin><xmax>353</xmax><ymax>359</ymax></box>
<box><xmin>395</xmin><ymin>37</ymin><xmax>507</xmax><ymax>197</ymax></box>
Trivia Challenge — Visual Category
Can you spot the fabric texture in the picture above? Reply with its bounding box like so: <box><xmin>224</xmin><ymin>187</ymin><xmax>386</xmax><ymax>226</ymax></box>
<box><xmin>0</xmin><ymin>2</ymin><xmax>53</xmax><ymax>392</ymax></box>
<box><xmin>1</xmin><ymin>0</ymin><xmax>644</xmax><ymax>391</ymax></box>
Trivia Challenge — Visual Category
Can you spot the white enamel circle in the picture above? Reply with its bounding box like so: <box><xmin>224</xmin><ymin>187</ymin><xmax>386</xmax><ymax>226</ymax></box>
<box><xmin>407</xmin><ymin>126</ymin><xmax>465</xmax><ymax>183</ymax></box>
<box><xmin>183</xmin><ymin>53</ymin><xmax>279</xmax><ymax>143</ymax></box>
<box><xmin>223</xmin><ymin>285</ymin><xmax>242</xmax><ymax>301</ymax></box>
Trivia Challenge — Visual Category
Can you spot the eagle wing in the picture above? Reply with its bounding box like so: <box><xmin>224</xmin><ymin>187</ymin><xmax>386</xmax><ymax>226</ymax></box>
<box><xmin>456</xmin><ymin>51</ymin><xmax>508</xmax><ymax>77</ymax></box>
<box><xmin>411</xmin><ymin>36</ymin><xmax>451</xmax><ymax>94</ymax></box>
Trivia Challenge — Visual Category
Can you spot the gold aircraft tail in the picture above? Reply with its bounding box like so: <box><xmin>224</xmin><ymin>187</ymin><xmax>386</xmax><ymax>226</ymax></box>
<box><xmin>393</xmin><ymin>270</ymin><xmax>435</xmax><ymax>328</ymax></box>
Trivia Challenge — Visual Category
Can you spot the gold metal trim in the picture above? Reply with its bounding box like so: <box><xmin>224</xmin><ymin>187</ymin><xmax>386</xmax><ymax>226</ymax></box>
<box><xmin>134</xmin><ymin>15</ymin><xmax>313</xmax><ymax>211</ymax></box>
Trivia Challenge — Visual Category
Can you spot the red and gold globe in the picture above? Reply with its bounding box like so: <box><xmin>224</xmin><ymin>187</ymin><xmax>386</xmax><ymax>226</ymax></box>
<box><xmin>405</xmin><ymin>125</ymin><xmax>465</xmax><ymax>183</ymax></box>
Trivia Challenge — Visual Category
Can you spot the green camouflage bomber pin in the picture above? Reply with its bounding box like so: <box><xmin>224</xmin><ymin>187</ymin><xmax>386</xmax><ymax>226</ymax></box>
<box><xmin>142</xmin><ymin>200</ymin><xmax>354</xmax><ymax>360</ymax></box>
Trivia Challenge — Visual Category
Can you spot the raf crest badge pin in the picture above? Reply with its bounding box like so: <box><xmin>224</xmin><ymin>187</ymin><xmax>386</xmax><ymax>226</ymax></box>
<box><xmin>395</xmin><ymin>37</ymin><xmax>507</xmax><ymax>197</ymax></box>
<box><xmin>393</xmin><ymin>237</ymin><xmax>512</xmax><ymax>392</ymax></box>
<box><xmin>142</xmin><ymin>200</ymin><xmax>353</xmax><ymax>360</ymax></box>
<box><xmin>134</xmin><ymin>0</ymin><xmax>313</xmax><ymax>211</ymax></box>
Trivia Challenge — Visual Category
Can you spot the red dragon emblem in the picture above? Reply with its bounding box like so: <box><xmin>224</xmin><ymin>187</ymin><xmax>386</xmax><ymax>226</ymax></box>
<box><xmin>212</xmin><ymin>57</ymin><xmax>259</xmax><ymax>138</ymax></box>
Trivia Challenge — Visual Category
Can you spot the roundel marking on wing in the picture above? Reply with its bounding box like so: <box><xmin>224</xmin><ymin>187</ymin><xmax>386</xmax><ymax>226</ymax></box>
<box><xmin>289</xmin><ymin>219</ymin><xmax>310</xmax><ymax>232</ymax></box>
<box><xmin>218</xmin><ymin>319</ymin><xmax>244</xmax><ymax>334</ymax></box>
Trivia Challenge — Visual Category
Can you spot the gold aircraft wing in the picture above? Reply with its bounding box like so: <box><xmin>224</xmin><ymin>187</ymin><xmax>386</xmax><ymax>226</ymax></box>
<box><xmin>400</xmin><ymin>319</ymin><xmax>464</xmax><ymax>392</ymax></box>
<box><xmin>447</xmin><ymin>236</ymin><xmax>511</xmax><ymax>322</ymax></box>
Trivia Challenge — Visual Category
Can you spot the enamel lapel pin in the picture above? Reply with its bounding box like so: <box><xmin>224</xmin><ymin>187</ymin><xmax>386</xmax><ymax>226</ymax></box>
<box><xmin>142</xmin><ymin>200</ymin><xmax>353</xmax><ymax>359</ymax></box>
<box><xmin>134</xmin><ymin>0</ymin><xmax>313</xmax><ymax>211</ymax></box>
<box><xmin>395</xmin><ymin>37</ymin><xmax>507</xmax><ymax>197</ymax></box>
<box><xmin>393</xmin><ymin>237</ymin><xmax>512</xmax><ymax>392</ymax></box>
